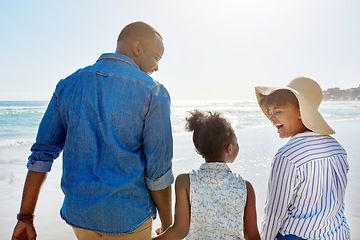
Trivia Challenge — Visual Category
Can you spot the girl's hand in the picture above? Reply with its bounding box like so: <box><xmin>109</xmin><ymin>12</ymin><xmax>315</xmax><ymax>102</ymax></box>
<box><xmin>155</xmin><ymin>227</ymin><xmax>164</xmax><ymax>235</ymax></box>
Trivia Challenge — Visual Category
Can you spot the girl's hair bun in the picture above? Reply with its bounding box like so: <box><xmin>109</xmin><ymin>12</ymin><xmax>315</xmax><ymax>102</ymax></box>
<box><xmin>185</xmin><ymin>110</ymin><xmax>235</xmax><ymax>160</ymax></box>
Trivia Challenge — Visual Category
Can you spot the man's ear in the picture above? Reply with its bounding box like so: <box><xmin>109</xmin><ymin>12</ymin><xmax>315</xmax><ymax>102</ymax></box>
<box><xmin>132</xmin><ymin>41</ymin><xmax>142</xmax><ymax>57</ymax></box>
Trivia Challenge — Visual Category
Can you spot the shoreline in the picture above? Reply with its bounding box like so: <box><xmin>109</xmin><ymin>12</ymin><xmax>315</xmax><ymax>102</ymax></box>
<box><xmin>1</xmin><ymin>121</ymin><xmax>359</xmax><ymax>239</ymax></box>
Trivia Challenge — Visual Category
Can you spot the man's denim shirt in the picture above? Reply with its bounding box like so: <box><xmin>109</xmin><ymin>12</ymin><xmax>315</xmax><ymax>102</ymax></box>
<box><xmin>27</xmin><ymin>53</ymin><xmax>174</xmax><ymax>234</ymax></box>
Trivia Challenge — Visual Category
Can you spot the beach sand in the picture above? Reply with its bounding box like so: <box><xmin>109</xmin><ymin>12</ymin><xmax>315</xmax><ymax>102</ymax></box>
<box><xmin>1</xmin><ymin>121</ymin><xmax>359</xmax><ymax>239</ymax></box>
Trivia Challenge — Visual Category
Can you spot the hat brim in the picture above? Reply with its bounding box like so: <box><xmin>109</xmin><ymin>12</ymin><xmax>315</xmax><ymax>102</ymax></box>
<box><xmin>255</xmin><ymin>86</ymin><xmax>335</xmax><ymax>135</ymax></box>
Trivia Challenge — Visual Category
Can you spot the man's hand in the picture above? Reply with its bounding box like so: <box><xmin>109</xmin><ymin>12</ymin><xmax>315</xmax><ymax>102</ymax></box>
<box><xmin>12</xmin><ymin>170</ymin><xmax>47</xmax><ymax>240</ymax></box>
<box><xmin>12</xmin><ymin>220</ymin><xmax>37</xmax><ymax>240</ymax></box>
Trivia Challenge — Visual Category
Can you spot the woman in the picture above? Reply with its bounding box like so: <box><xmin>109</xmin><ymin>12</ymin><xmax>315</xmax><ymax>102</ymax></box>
<box><xmin>255</xmin><ymin>77</ymin><xmax>350</xmax><ymax>240</ymax></box>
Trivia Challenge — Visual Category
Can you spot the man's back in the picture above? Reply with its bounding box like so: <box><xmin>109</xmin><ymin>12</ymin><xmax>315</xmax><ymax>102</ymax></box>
<box><xmin>28</xmin><ymin>53</ymin><xmax>173</xmax><ymax>234</ymax></box>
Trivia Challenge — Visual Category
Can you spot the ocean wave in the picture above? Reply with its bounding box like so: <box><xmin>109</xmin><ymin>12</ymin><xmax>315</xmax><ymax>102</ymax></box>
<box><xmin>327</xmin><ymin>116</ymin><xmax>360</xmax><ymax>123</ymax></box>
<box><xmin>0</xmin><ymin>106</ymin><xmax>46</xmax><ymax>114</ymax></box>
<box><xmin>0</xmin><ymin>102</ymin><xmax>47</xmax><ymax>117</ymax></box>
<box><xmin>0</xmin><ymin>106</ymin><xmax>46</xmax><ymax>110</ymax></box>
<box><xmin>0</xmin><ymin>100</ymin><xmax>358</xmax><ymax>142</ymax></box>
<box><xmin>0</xmin><ymin>139</ymin><xmax>34</xmax><ymax>148</ymax></box>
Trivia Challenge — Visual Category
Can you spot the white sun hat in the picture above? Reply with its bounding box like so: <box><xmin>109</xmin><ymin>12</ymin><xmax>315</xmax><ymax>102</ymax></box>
<box><xmin>255</xmin><ymin>76</ymin><xmax>335</xmax><ymax>135</ymax></box>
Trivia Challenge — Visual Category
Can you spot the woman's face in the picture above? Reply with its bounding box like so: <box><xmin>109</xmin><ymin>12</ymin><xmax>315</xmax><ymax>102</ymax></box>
<box><xmin>267</xmin><ymin>104</ymin><xmax>307</xmax><ymax>138</ymax></box>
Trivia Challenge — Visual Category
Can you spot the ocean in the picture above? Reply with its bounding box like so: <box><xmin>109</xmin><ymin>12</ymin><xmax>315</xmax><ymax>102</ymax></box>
<box><xmin>1</xmin><ymin>100</ymin><xmax>360</xmax><ymax>239</ymax></box>
<box><xmin>0</xmin><ymin>100</ymin><xmax>359</xmax><ymax>149</ymax></box>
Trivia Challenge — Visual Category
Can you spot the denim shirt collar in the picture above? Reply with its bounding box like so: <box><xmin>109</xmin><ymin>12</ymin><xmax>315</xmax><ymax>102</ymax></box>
<box><xmin>97</xmin><ymin>53</ymin><xmax>140</xmax><ymax>70</ymax></box>
<box><xmin>199</xmin><ymin>162</ymin><xmax>232</xmax><ymax>172</ymax></box>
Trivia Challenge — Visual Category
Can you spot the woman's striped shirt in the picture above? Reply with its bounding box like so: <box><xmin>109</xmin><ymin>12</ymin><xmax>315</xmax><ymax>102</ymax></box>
<box><xmin>261</xmin><ymin>131</ymin><xmax>350</xmax><ymax>240</ymax></box>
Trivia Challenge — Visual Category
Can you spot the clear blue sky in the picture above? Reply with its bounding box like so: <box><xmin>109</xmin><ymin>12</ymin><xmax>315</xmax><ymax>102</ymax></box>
<box><xmin>1</xmin><ymin>0</ymin><xmax>359</xmax><ymax>101</ymax></box>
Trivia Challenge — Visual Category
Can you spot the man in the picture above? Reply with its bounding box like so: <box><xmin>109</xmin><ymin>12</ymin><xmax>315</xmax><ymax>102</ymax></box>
<box><xmin>12</xmin><ymin>21</ymin><xmax>173</xmax><ymax>240</ymax></box>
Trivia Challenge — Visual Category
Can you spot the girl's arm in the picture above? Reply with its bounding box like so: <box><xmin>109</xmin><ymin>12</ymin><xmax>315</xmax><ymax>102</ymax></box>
<box><xmin>153</xmin><ymin>173</ymin><xmax>191</xmax><ymax>240</ymax></box>
<box><xmin>243</xmin><ymin>181</ymin><xmax>261</xmax><ymax>240</ymax></box>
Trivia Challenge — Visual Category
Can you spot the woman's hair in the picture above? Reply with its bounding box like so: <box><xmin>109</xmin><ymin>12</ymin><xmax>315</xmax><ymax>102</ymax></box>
<box><xmin>260</xmin><ymin>89</ymin><xmax>299</xmax><ymax>109</ymax></box>
<box><xmin>185</xmin><ymin>110</ymin><xmax>235</xmax><ymax>161</ymax></box>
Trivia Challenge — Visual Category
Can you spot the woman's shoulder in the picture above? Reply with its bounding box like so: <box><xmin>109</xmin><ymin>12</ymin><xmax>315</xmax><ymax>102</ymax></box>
<box><xmin>275</xmin><ymin>131</ymin><xmax>346</xmax><ymax>166</ymax></box>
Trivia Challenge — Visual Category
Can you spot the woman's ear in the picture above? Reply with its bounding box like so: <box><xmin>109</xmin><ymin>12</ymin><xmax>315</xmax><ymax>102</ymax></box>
<box><xmin>132</xmin><ymin>41</ymin><xmax>142</xmax><ymax>57</ymax></box>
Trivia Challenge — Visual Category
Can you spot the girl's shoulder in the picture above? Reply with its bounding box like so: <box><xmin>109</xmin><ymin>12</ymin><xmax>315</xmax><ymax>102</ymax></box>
<box><xmin>244</xmin><ymin>180</ymin><xmax>255</xmax><ymax>194</ymax></box>
<box><xmin>175</xmin><ymin>173</ymin><xmax>190</xmax><ymax>188</ymax></box>
<box><xmin>176</xmin><ymin>173</ymin><xmax>190</xmax><ymax>181</ymax></box>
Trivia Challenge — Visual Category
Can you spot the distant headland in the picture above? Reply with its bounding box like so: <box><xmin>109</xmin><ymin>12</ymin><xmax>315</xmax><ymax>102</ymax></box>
<box><xmin>323</xmin><ymin>85</ymin><xmax>360</xmax><ymax>101</ymax></box>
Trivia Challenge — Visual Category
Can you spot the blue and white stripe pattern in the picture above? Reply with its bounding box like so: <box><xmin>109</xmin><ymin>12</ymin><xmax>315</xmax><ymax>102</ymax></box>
<box><xmin>261</xmin><ymin>131</ymin><xmax>350</xmax><ymax>240</ymax></box>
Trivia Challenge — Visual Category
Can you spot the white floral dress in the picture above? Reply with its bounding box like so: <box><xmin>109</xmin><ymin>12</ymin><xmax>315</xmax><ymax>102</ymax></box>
<box><xmin>187</xmin><ymin>162</ymin><xmax>247</xmax><ymax>240</ymax></box>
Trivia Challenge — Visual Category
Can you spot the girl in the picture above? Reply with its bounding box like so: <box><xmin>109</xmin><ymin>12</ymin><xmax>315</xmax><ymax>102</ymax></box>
<box><xmin>153</xmin><ymin>110</ymin><xmax>260</xmax><ymax>240</ymax></box>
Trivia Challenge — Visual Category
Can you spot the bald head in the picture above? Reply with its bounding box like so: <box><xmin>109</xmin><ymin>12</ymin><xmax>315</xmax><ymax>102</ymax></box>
<box><xmin>115</xmin><ymin>21</ymin><xmax>164</xmax><ymax>75</ymax></box>
<box><xmin>117</xmin><ymin>21</ymin><xmax>162</xmax><ymax>44</ymax></box>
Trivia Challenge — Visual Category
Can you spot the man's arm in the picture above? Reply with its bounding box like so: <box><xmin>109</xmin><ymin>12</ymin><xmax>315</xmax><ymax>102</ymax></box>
<box><xmin>150</xmin><ymin>185</ymin><xmax>173</xmax><ymax>233</ymax></box>
<box><xmin>143</xmin><ymin>85</ymin><xmax>174</xmax><ymax>231</ymax></box>
<box><xmin>12</xmin><ymin>170</ymin><xmax>47</xmax><ymax>240</ymax></box>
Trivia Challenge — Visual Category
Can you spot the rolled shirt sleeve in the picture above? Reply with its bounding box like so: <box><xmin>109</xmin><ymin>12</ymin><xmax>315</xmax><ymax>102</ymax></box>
<box><xmin>145</xmin><ymin>167</ymin><xmax>174</xmax><ymax>191</ymax></box>
<box><xmin>143</xmin><ymin>84</ymin><xmax>174</xmax><ymax>191</ymax></box>
<box><xmin>27</xmin><ymin>85</ymin><xmax>66</xmax><ymax>173</ymax></box>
